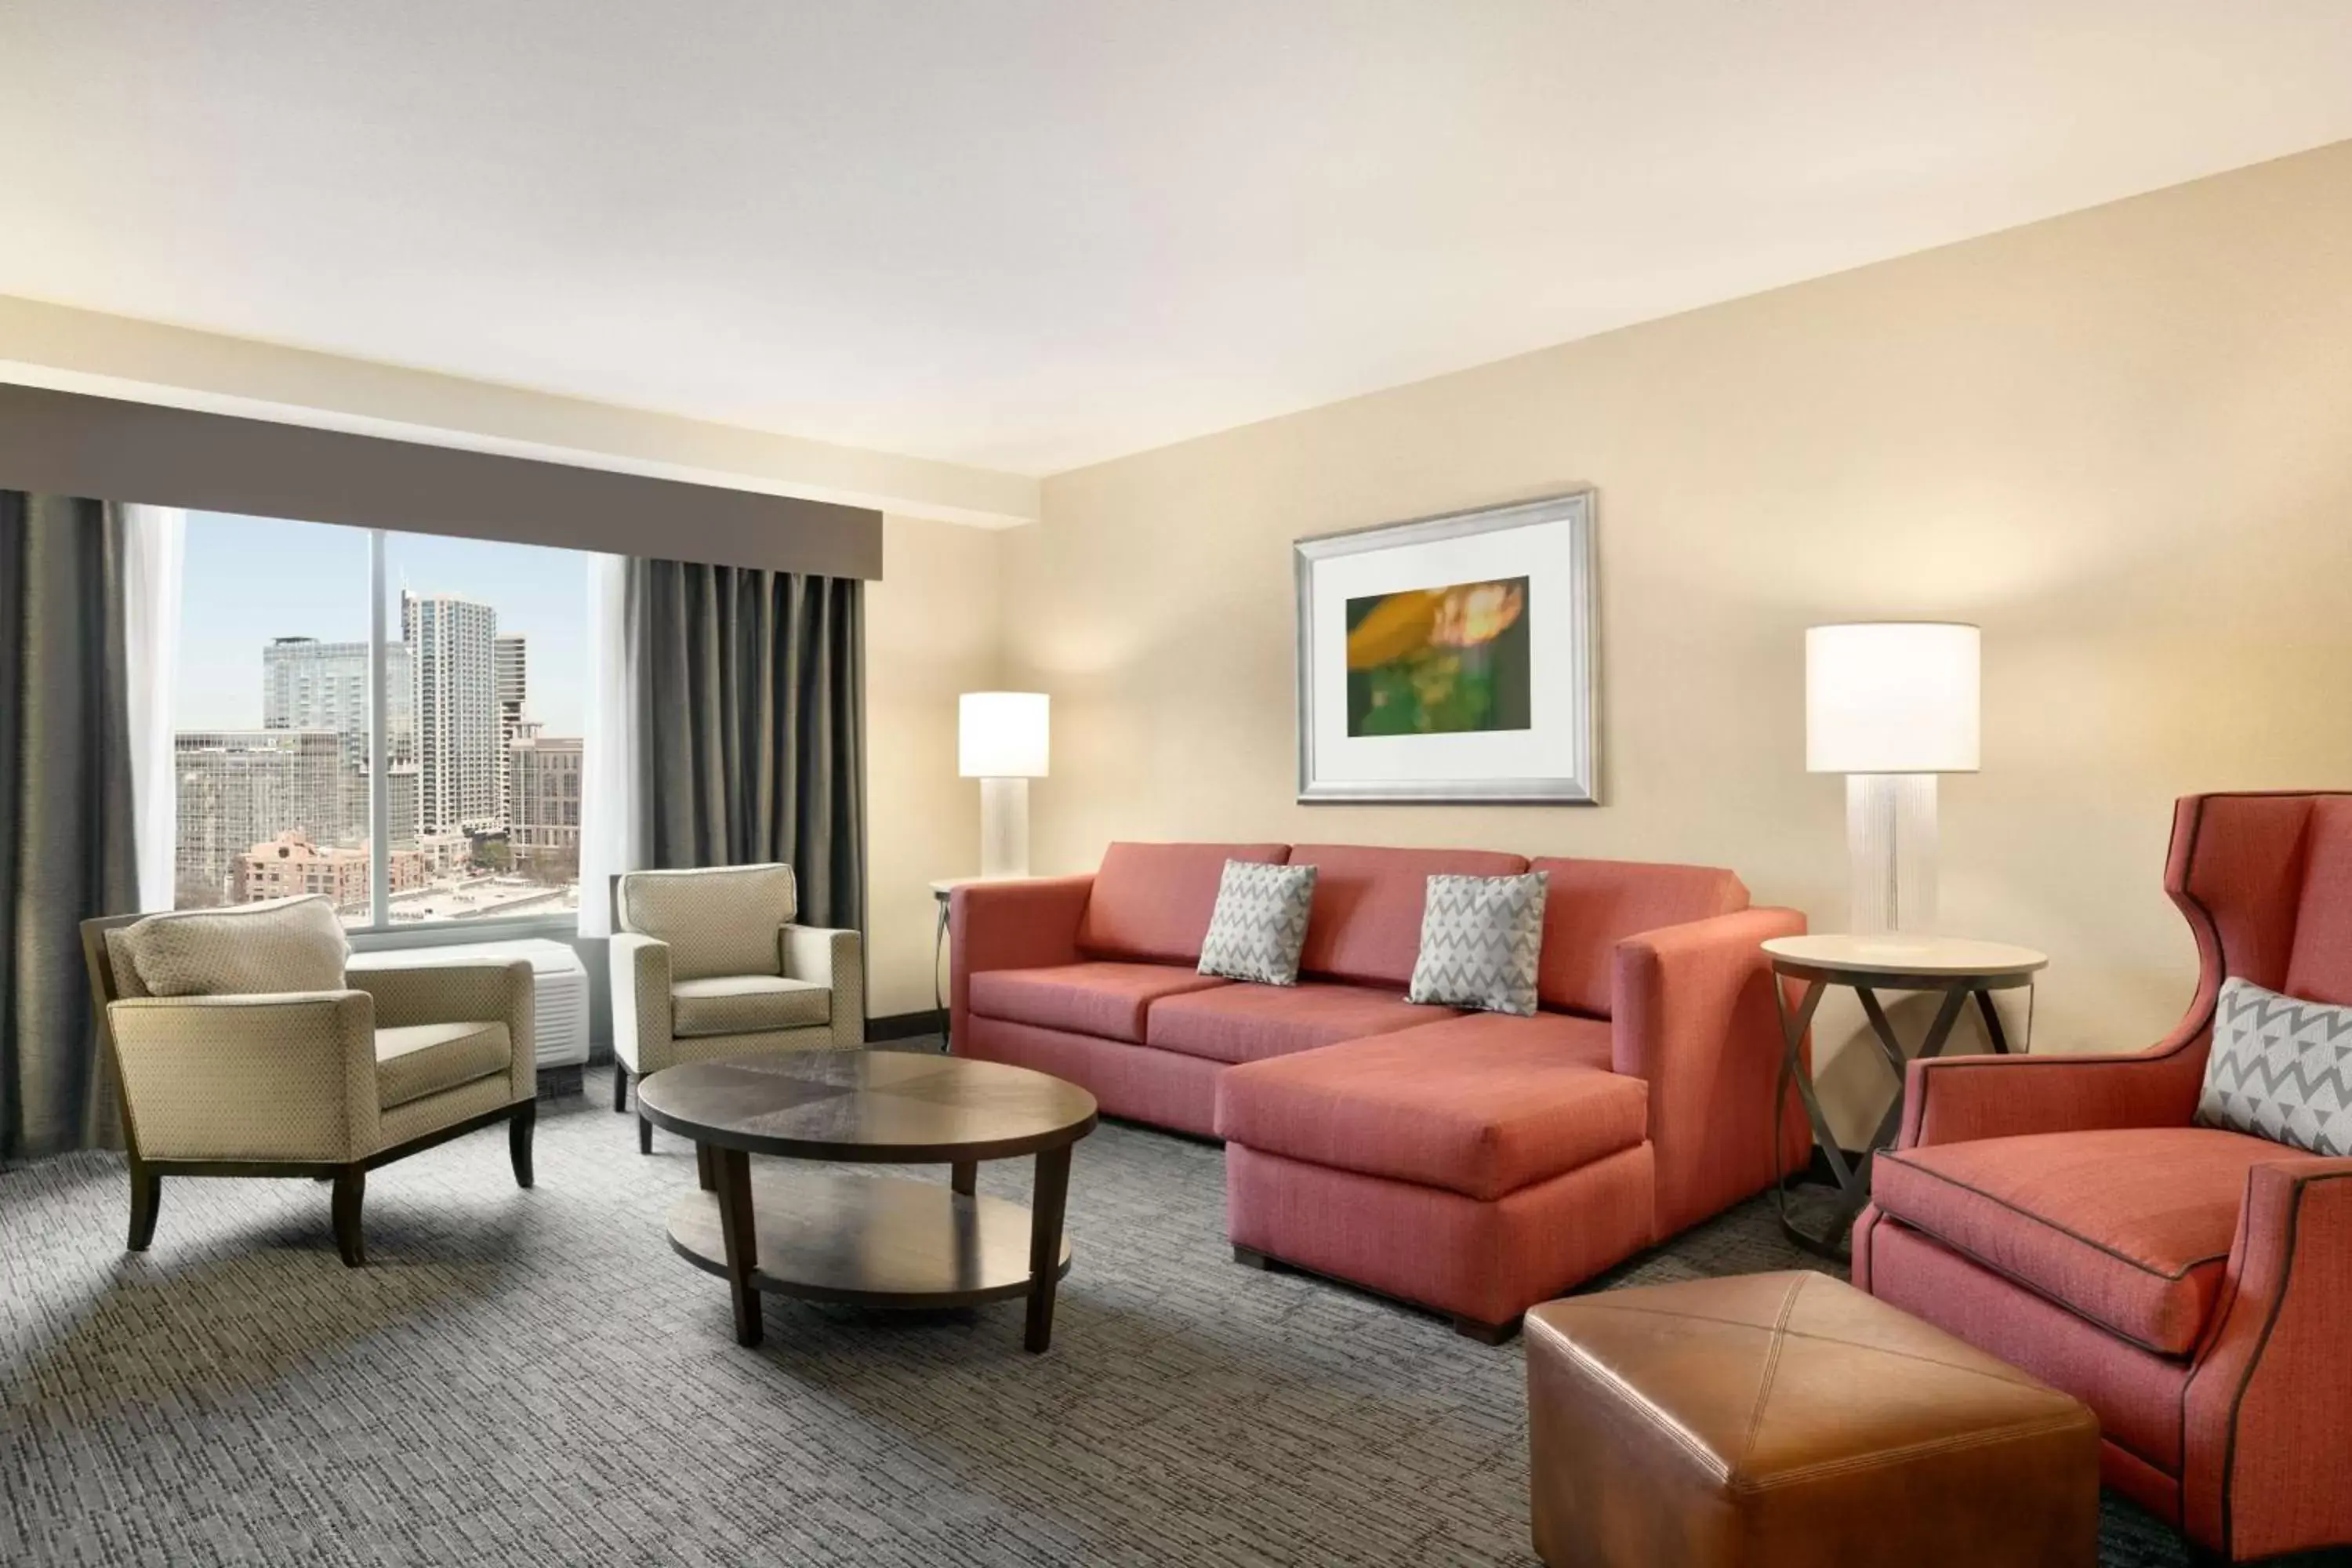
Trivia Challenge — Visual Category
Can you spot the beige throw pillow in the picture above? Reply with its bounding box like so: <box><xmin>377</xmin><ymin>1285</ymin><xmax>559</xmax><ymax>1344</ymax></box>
<box><xmin>125</xmin><ymin>896</ymin><xmax>351</xmax><ymax>998</ymax></box>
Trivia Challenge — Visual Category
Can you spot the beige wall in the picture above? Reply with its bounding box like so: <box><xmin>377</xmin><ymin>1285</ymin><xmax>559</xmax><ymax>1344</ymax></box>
<box><xmin>865</xmin><ymin>514</ymin><xmax>1005</xmax><ymax>1018</ymax></box>
<box><xmin>1000</xmin><ymin>140</ymin><xmax>2352</xmax><ymax>1139</ymax></box>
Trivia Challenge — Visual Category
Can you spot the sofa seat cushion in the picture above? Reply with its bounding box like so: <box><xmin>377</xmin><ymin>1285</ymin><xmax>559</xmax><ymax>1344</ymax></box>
<box><xmin>1146</xmin><ymin>982</ymin><xmax>1457</xmax><ymax>1066</ymax></box>
<box><xmin>376</xmin><ymin>1020</ymin><xmax>510</xmax><ymax>1109</ymax></box>
<box><xmin>671</xmin><ymin>974</ymin><xmax>831</xmax><ymax>1038</ymax></box>
<box><xmin>969</xmin><ymin>962</ymin><xmax>1229</xmax><ymax>1044</ymax></box>
<box><xmin>1214</xmin><ymin>1012</ymin><xmax>1642</xmax><ymax>1200</ymax></box>
<box><xmin>1874</xmin><ymin>1127</ymin><xmax>2318</xmax><ymax>1355</ymax></box>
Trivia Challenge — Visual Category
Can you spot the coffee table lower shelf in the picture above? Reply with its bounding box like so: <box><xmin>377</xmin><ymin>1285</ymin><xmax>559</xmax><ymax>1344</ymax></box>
<box><xmin>666</xmin><ymin>1168</ymin><xmax>1073</xmax><ymax>1334</ymax></box>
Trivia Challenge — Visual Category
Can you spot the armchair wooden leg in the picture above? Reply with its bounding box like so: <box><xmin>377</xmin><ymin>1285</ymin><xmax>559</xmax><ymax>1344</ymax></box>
<box><xmin>613</xmin><ymin>1067</ymin><xmax>630</xmax><ymax>1112</ymax></box>
<box><xmin>126</xmin><ymin>1154</ymin><xmax>162</xmax><ymax>1251</ymax></box>
<box><xmin>331</xmin><ymin>1166</ymin><xmax>367</xmax><ymax>1268</ymax></box>
<box><xmin>639</xmin><ymin>1112</ymin><xmax>653</xmax><ymax>1156</ymax></box>
<box><xmin>510</xmin><ymin>1102</ymin><xmax>536</xmax><ymax>1189</ymax></box>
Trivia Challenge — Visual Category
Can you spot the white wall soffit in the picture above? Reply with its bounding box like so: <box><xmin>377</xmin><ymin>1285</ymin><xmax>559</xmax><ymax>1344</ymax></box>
<box><xmin>0</xmin><ymin>295</ymin><xmax>1038</xmax><ymax>531</ymax></box>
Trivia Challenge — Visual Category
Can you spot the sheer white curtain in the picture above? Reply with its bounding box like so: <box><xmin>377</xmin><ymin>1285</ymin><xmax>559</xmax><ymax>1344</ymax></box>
<box><xmin>578</xmin><ymin>551</ymin><xmax>641</xmax><ymax>937</ymax></box>
<box><xmin>121</xmin><ymin>504</ymin><xmax>186</xmax><ymax>912</ymax></box>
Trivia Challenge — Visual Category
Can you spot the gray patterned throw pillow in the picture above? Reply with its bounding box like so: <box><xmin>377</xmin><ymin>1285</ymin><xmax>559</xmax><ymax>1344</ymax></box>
<box><xmin>1197</xmin><ymin>861</ymin><xmax>1319</xmax><ymax>985</ymax></box>
<box><xmin>2195</xmin><ymin>976</ymin><xmax>2352</xmax><ymax>1156</ymax></box>
<box><xmin>1407</xmin><ymin>872</ymin><xmax>1549</xmax><ymax>1016</ymax></box>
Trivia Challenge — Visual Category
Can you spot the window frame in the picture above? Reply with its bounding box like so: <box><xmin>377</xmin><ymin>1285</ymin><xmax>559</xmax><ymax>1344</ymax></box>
<box><xmin>342</xmin><ymin>528</ymin><xmax>586</xmax><ymax>947</ymax></box>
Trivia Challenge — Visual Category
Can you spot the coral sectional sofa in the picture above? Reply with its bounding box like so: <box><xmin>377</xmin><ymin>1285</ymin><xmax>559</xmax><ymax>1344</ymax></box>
<box><xmin>952</xmin><ymin>841</ymin><xmax>1807</xmax><ymax>1339</ymax></box>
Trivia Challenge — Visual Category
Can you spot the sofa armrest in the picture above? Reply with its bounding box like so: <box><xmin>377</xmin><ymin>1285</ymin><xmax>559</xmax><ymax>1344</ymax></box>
<box><xmin>350</xmin><ymin>960</ymin><xmax>536</xmax><ymax>1102</ymax></box>
<box><xmin>949</xmin><ymin>875</ymin><xmax>1094</xmax><ymax>1049</ymax></box>
<box><xmin>1613</xmin><ymin>906</ymin><xmax>1808</xmax><ymax>1236</ymax></box>
<box><xmin>783</xmin><ymin>924</ymin><xmax>865</xmax><ymax>1048</ymax></box>
<box><xmin>609</xmin><ymin>933</ymin><xmax>673</xmax><ymax>1075</ymax></box>
<box><xmin>108</xmin><ymin>992</ymin><xmax>378</xmax><ymax>1163</ymax></box>
<box><xmin>1900</xmin><ymin>1028</ymin><xmax>2208</xmax><ymax>1150</ymax></box>
<box><xmin>2182</xmin><ymin>1157</ymin><xmax>2352</xmax><ymax>1561</ymax></box>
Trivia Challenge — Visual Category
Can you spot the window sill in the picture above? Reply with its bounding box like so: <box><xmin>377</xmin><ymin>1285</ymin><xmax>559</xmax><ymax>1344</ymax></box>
<box><xmin>347</xmin><ymin>912</ymin><xmax>583</xmax><ymax>953</ymax></box>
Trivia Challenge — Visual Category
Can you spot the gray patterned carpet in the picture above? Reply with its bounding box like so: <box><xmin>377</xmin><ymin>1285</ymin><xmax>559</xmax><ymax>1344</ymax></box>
<box><xmin>0</xmin><ymin>1057</ymin><xmax>2230</xmax><ymax>1566</ymax></box>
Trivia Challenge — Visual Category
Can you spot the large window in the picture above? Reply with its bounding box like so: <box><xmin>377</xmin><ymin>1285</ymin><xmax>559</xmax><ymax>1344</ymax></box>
<box><xmin>173</xmin><ymin>514</ymin><xmax>590</xmax><ymax>931</ymax></box>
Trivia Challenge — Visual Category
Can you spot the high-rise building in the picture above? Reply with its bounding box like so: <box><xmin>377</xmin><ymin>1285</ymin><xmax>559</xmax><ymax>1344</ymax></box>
<box><xmin>494</xmin><ymin>632</ymin><xmax>528</xmax><ymax>825</ymax></box>
<box><xmin>341</xmin><ymin>763</ymin><xmax>422</xmax><ymax>851</ymax></box>
<box><xmin>262</xmin><ymin>636</ymin><xmax>413</xmax><ymax>768</ymax></box>
<box><xmin>403</xmin><ymin>591</ymin><xmax>500</xmax><ymax>836</ymax></box>
<box><xmin>508</xmin><ymin>735</ymin><xmax>584</xmax><ymax>869</ymax></box>
<box><xmin>172</xmin><ymin>730</ymin><xmax>348</xmax><ymax>906</ymax></box>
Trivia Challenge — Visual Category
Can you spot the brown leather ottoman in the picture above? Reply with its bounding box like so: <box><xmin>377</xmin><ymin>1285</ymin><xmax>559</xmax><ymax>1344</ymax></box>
<box><xmin>1524</xmin><ymin>1272</ymin><xmax>2099</xmax><ymax>1567</ymax></box>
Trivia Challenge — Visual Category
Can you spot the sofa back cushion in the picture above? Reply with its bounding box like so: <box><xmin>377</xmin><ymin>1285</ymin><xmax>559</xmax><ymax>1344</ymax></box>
<box><xmin>1290</xmin><ymin>844</ymin><xmax>1530</xmax><ymax>989</ymax></box>
<box><xmin>122</xmin><ymin>895</ymin><xmax>350</xmax><ymax>998</ymax></box>
<box><xmin>1079</xmin><ymin>842</ymin><xmax>1291</xmax><ymax>965</ymax></box>
<box><xmin>1530</xmin><ymin>857</ymin><xmax>1750</xmax><ymax>1017</ymax></box>
<box><xmin>619</xmin><ymin>863</ymin><xmax>796</xmax><ymax>980</ymax></box>
<box><xmin>2284</xmin><ymin>796</ymin><xmax>2352</xmax><ymax>1007</ymax></box>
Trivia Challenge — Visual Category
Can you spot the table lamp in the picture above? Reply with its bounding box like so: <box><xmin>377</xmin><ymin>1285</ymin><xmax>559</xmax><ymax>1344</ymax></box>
<box><xmin>960</xmin><ymin>691</ymin><xmax>1050</xmax><ymax>878</ymax></box>
<box><xmin>1806</xmin><ymin>622</ymin><xmax>1980</xmax><ymax>933</ymax></box>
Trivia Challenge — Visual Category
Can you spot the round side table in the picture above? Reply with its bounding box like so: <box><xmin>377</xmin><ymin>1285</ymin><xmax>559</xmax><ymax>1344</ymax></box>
<box><xmin>1763</xmin><ymin>933</ymin><xmax>2048</xmax><ymax>1259</ymax></box>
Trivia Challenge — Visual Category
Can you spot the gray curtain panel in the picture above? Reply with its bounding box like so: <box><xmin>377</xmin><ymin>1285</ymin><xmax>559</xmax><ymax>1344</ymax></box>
<box><xmin>1</xmin><ymin>493</ymin><xmax>139</xmax><ymax>1163</ymax></box>
<box><xmin>630</xmin><ymin>560</ymin><xmax>866</xmax><ymax>932</ymax></box>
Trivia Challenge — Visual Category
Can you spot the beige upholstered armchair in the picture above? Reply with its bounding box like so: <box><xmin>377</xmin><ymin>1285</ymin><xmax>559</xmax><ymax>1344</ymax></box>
<box><xmin>82</xmin><ymin>895</ymin><xmax>537</xmax><ymax>1267</ymax></box>
<box><xmin>609</xmin><ymin>864</ymin><xmax>864</xmax><ymax>1151</ymax></box>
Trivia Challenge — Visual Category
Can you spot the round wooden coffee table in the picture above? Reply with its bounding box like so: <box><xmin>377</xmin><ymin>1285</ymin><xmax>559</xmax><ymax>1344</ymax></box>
<box><xmin>637</xmin><ymin>1051</ymin><xmax>1098</xmax><ymax>1352</ymax></box>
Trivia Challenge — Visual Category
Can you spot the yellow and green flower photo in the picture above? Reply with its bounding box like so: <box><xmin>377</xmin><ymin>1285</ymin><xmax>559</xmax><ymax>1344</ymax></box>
<box><xmin>1345</xmin><ymin>575</ymin><xmax>1531</xmax><ymax>736</ymax></box>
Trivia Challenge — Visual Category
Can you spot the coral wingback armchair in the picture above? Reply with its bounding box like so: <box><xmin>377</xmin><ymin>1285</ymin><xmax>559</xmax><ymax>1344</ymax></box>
<box><xmin>1854</xmin><ymin>793</ymin><xmax>2352</xmax><ymax>1564</ymax></box>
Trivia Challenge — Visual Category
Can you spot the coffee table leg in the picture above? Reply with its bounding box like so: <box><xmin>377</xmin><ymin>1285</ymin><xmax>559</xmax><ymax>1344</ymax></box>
<box><xmin>950</xmin><ymin>1160</ymin><xmax>977</xmax><ymax>1196</ymax></box>
<box><xmin>696</xmin><ymin>1142</ymin><xmax>717</xmax><ymax>1192</ymax></box>
<box><xmin>712</xmin><ymin>1147</ymin><xmax>761</xmax><ymax>1348</ymax></box>
<box><xmin>1024</xmin><ymin>1144</ymin><xmax>1073</xmax><ymax>1353</ymax></box>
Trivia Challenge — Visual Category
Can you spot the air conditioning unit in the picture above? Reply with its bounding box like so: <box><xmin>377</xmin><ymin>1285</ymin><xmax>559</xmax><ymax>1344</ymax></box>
<box><xmin>347</xmin><ymin>938</ymin><xmax>590</xmax><ymax>1069</ymax></box>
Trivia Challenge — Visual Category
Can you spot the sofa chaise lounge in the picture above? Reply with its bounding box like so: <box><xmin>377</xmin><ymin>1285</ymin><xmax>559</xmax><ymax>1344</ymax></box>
<box><xmin>951</xmin><ymin>841</ymin><xmax>1807</xmax><ymax>1339</ymax></box>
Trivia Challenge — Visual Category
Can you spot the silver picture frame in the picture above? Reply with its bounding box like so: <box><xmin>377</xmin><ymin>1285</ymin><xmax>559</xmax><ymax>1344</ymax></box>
<box><xmin>1294</xmin><ymin>489</ymin><xmax>1597</xmax><ymax>804</ymax></box>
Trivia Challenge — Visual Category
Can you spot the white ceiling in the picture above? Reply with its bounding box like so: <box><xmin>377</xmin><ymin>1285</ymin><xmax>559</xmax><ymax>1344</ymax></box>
<box><xmin>6</xmin><ymin>2</ymin><xmax>2351</xmax><ymax>477</ymax></box>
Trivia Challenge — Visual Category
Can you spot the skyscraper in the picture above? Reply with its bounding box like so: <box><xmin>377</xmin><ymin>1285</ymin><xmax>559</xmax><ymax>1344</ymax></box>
<box><xmin>172</xmin><ymin>729</ymin><xmax>347</xmax><ymax>906</ymax></box>
<box><xmin>495</xmin><ymin>631</ymin><xmax>528</xmax><ymax>825</ymax></box>
<box><xmin>403</xmin><ymin>591</ymin><xmax>500</xmax><ymax>836</ymax></box>
<box><xmin>262</xmin><ymin>635</ymin><xmax>414</xmax><ymax>768</ymax></box>
<box><xmin>508</xmin><ymin>734</ymin><xmax>583</xmax><ymax>870</ymax></box>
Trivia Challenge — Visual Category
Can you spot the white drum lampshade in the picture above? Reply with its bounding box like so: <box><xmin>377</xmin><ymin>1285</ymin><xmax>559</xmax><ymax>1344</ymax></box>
<box><xmin>959</xmin><ymin>692</ymin><xmax>1050</xmax><ymax>878</ymax></box>
<box><xmin>1806</xmin><ymin>623</ymin><xmax>1980</xmax><ymax>933</ymax></box>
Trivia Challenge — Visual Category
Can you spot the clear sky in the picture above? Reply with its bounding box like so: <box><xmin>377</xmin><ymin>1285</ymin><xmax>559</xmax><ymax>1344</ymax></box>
<box><xmin>175</xmin><ymin>512</ymin><xmax>593</xmax><ymax>735</ymax></box>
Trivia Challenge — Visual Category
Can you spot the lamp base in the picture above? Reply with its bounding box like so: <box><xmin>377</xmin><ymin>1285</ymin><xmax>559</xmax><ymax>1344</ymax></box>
<box><xmin>1847</xmin><ymin>773</ymin><xmax>1938</xmax><ymax>934</ymax></box>
<box><xmin>978</xmin><ymin>776</ymin><xmax>1029</xmax><ymax>880</ymax></box>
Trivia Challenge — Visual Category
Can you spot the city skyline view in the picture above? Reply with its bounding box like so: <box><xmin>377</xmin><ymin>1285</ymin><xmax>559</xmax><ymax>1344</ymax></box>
<box><xmin>172</xmin><ymin>511</ymin><xmax>590</xmax><ymax>926</ymax></box>
<box><xmin>175</xmin><ymin>512</ymin><xmax>593</xmax><ymax>736</ymax></box>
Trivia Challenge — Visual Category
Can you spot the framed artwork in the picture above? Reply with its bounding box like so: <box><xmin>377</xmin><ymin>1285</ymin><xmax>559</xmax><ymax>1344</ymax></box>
<box><xmin>1294</xmin><ymin>490</ymin><xmax>1596</xmax><ymax>804</ymax></box>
